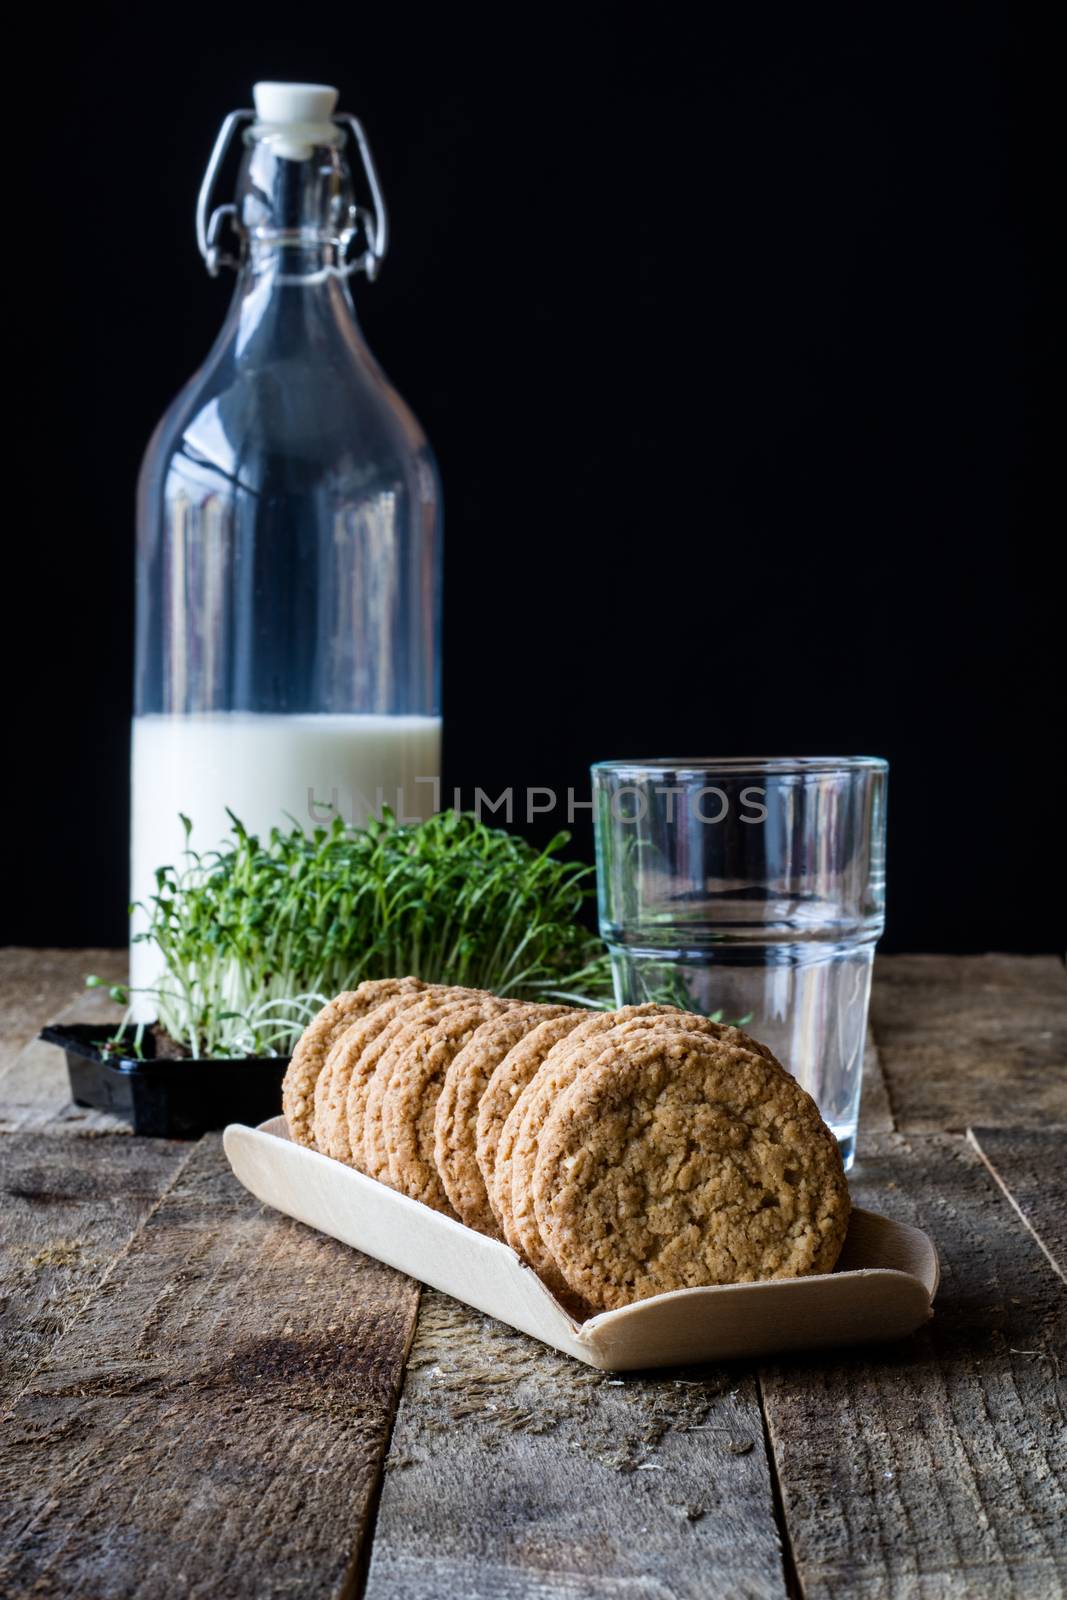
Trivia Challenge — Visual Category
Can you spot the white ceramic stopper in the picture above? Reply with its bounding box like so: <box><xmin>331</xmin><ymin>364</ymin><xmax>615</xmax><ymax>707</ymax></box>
<box><xmin>252</xmin><ymin>81</ymin><xmax>340</xmax><ymax>159</ymax></box>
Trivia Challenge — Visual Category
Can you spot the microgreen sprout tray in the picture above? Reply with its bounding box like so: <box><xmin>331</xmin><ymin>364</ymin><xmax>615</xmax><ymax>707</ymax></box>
<box><xmin>223</xmin><ymin>1116</ymin><xmax>939</xmax><ymax>1372</ymax></box>
<box><xmin>41</xmin><ymin>1025</ymin><xmax>288</xmax><ymax>1139</ymax></box>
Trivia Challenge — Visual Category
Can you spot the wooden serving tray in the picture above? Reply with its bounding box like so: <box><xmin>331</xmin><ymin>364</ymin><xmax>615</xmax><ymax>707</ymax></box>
<box><xmin>224</xmin><ymin>1116</ymin><xmax>939</xmax><ymax>1371</ymax></box>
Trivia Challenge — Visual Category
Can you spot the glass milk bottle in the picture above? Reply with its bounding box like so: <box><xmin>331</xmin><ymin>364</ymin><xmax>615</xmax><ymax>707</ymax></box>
<box><xmin>131</xmin><ymin>83</ymin><xmax>442</xmax><ymax>1006</ymax></box>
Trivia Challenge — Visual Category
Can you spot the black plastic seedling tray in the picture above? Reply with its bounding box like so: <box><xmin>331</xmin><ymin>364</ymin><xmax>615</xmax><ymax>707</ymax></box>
<box><xmin>40</xmin><ymin>1024</ymin><xmax>289</xmax><ymax>1139</ymax></box>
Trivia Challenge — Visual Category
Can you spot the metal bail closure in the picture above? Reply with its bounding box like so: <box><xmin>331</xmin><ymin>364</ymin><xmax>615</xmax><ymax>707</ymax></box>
<box><xmin>334</xmin><ymin>115</ymin><xmax>389</xmax><ymax>281</ymax></box>
<box><xmin>195</xmin><ymin>105</ymin><xmax>390</xmax><ymax>280</ymax></box>
<box><xmin>196</xmin><ymin>109</ymin><xmax>253</xmax><ymax>276</ymax></box>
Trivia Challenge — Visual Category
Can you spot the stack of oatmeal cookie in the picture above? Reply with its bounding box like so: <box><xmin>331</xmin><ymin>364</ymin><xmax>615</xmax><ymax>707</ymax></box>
<box><xmin>281</xmin><ymin>979</ymin><xmax>850</xmax><ymax>1314</ymax></box>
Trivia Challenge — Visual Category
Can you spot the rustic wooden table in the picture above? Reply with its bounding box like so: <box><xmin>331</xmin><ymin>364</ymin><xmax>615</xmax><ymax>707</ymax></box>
<box><xmin>1</xmin><ymin>950</ymin><xmax>1064</xmax><ymax>1599</ymax></box>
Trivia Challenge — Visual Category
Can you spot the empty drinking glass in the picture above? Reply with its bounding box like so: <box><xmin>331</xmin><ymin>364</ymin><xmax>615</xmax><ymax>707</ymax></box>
<box><xmin>592</xmin><ymin>757</ymin><xmax>888</xmax><ymax>1168</ymax></box>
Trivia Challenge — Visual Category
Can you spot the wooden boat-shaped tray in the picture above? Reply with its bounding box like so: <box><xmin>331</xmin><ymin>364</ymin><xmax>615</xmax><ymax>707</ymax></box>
<box><xmin>224</xmin><ymin>1116</ymin><xmax>939</xmax><ymax>1372</ymax></box>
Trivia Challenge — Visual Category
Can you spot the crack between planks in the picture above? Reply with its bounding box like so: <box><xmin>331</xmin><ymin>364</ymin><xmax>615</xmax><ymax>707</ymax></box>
<box><xmin>756</xmin><ymin>1372</ymin><xmax>805</xmax><ymax>1600</ymax></box>
<box><xmin>339</xmin><ymin>1284</ymin><xmax>424</xmax><ymax>1600</ymax></box>
<box><xmin>966</xmin><ymin>1127</ymin><xmax>1066</xmax><ymax>1284</ymax></box>
<box><xmin>865</xmin><ymin>1013</ymin><xmax>900</xmax><ymax>1137</ymax></box>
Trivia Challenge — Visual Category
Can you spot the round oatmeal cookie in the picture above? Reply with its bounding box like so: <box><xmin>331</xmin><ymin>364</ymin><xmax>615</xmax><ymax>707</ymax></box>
<box><xmin>475</xmin><ymin>1011</ymin><xmax>588</xmax><ymax>1229</ymax></box>
<box><xmin>313</xmin><ymin>987</ymin><xmax>452</xmax><ymax>1163</ymax></box>
<box><xmin>360</xmin><ymin>993</ymin><xmax>500</xmax><ymax>1183</ymax></box>
<box><xmin>381</xmin><ymin>996</ymin><xmax>514</xmax><ymax>1214</ymax></box>
<box><xmin>503</xmin><ymin>1007</ymin><xmax>771</xmax><ymax>1291</ymax></box>
<box><xmin>533</xmin><ymin>1028</ymin><xmax>850</xmax><ymax>1313</ymax></box>
<box><xmin>493</xmin><ymin>1005</ymin><xmax>688</xmax><ymax>1259</ymax></box>
<box><xmin>433</xmin><ymin>1004</ymin><xmax>566</xmax><ymax>1236</ymax></box>
<box><xmin>281</xmin><ymin>977</ymin><xmax>426</xmax><ymax>1148</ymax></box>
<box><xmin>347</xmin><ymin>991</ymin><xmax>473</xmax><ymax>1174</ymax></box>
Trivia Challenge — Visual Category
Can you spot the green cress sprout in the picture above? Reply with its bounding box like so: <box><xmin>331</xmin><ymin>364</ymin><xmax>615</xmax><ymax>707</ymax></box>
<box><xmin>98</xmin><ymin>810</ymin><xmax>616</xmax><ymax>1059</ymax></box>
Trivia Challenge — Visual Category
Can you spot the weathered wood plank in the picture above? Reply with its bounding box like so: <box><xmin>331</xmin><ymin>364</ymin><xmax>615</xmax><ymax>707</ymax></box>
<box><xmin>0</xmin><ymin>948</ymin><xmax>125</xmax><ymax>1066</ymax></box>
<box><xmin>870</xmin><ymin>955</ymin><xmax>1067</xmax><ymax>1133</ymax></box>
<box><xmin>0</xmin><ymin>1132</ymin><xmax>193</xmax><ymax>1410</ymax></box>
<box><xmin>969</xmin><ymin>1126</ymin><xmax>1067</xmax><ymax>1283</ymax></box>
<box><xmin>760</xmin><ymin>1131</ymin><xmax>1067</xmax><ymax>1599</ymax></box>
<box><xmin>0</xmin><ymin>948</ymin><xmax>130</xmax><ymax>1134</ymax></box>
<box><xmin>0</xmin><ymin>1136</ymin><xmax>421</xmax><ymax>1600</ymax></box>
<box><xmin>859</xmin><ymin>1023</ymin><xmax>894</xmax><ymax>1136</ymax></box>
<box><xmin>364</xmin><ymin>1291</ymin><xmax>788</xmax><ymax>1600</ymax></box>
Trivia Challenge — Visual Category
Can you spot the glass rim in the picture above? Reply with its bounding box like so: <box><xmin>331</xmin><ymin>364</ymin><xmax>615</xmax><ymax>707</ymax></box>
<box><xmin>591</xmin><ymin>755</ymin><xmax>888</xmax><ymax>778</ymax></box>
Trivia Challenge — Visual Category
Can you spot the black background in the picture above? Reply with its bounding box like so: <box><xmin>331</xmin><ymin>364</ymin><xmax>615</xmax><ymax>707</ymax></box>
<box><xmin>7</xmin><ymin>4</ymin><xmax>1062</xmax><ymax>953</ymax></box>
